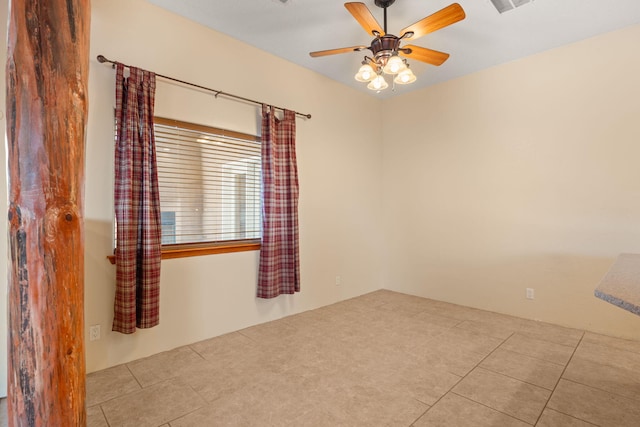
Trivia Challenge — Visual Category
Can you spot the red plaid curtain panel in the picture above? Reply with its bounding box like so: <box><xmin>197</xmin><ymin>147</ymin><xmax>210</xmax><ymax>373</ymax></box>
<box><xmin>112</xmin><ymin>63</ymin><xmax>162</xmax><ymax>333</ymax></box>
<box><xmin>257</xmin><ymin>106</ymin><xmax>301</xmax><ymax>298</ymax></box>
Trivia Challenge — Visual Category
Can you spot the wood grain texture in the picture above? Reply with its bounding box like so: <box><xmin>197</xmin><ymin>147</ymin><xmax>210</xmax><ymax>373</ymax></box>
<box><xmin>345</xmin><ymin>2</ymin><xmax>384</xmax><ymax>36</ymax></box>
<box><xmin>6</xmin><ymin>0</ymin><xmax>90</xmax><ymax>425</ymax></box>
<box><xmin>400</xmin><ymin>45</ymin><xmax>450</xmax><ymax>66</ymax></box>
<box><xmin>400</xmin><ymin>3</ymin><xmax>465</xmax><ymax>40</ymax></box>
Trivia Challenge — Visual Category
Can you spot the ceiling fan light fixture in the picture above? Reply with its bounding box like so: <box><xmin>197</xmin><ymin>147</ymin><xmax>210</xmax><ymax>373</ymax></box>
<box><xmin>367</xmin><ymin>74</ymin><xmax>388</xmax><ymax>91</ymax></box>
<box><xmin>355</xmin><ymin>63</ymin><xmax>376</xmax><ymax>82</ymax></box>
<box><xmin>394</xmin><ymin>67</ymin><xmax>416</xmax><ymax>84</ymax></box>
<box><xmin>310</xmin><ymin>2</ymin><xmax>466</xmax><ymax>93</ymax></box>
<box><xmin>382</xmin><ymin>54</ymin><xmax>406</xmax><ymax>75</ymax></box>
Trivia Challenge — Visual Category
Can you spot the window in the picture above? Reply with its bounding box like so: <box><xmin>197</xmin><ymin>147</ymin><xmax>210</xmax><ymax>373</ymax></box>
<box><xmin>155</xmin><ymin>117</ymin><xmax>261</xmax><ymax>258</ymax></box>
<box><xmin>160</xmin><ymin>211</ymin><xmax>176</xmax><ymax>245</ymax></box>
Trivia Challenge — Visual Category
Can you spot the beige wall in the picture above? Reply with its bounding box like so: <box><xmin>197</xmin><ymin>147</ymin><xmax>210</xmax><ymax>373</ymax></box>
<box><xmin>382</xmin><ymin>24</ymin><xmax>640</xmax><ymax>340</ymax></box>
<box><xmin>84</xmin><ymin>0</ymin><xmax>384</xmax><ymax>373</ymax></box>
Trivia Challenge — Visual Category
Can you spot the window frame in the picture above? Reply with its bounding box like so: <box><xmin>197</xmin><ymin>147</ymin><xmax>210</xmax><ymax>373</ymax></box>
<box><xmin>108</xmin><ymin>117</ymin><xmax>261</xmax><ymax>264</ymax></box>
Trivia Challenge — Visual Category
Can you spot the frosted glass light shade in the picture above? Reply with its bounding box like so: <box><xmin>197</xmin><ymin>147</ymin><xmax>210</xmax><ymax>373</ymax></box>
<box><xmin>367</xmin><ymin>74</ymin><xmax>388</xmax><ymax>91</ymax></box>
<box><xmin>394</xmin><ymin>68</ymin><xmax>416</xmax><ymax>84</ymax></box>
<box><xmin>354</xmin><ymin>64</ymin><xmax>375</xmax><ymax>82</ymax></box>
<box><xmin>383</xmin><ymin>55</ymin><xmax>406</xmax><ymax>75</ymax></box>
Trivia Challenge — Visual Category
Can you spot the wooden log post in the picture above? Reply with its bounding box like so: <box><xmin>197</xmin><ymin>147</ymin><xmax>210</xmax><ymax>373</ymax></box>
<box><xmin>6</xmin><ymin>0</ymin><xmax>90</xmax><ymax>425</ymax></box>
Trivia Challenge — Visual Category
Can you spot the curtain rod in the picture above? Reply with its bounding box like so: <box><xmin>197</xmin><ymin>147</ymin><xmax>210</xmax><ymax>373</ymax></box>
<box><xmin>97</xmin><ymin>55</ymin><xmax>312</xmax><ymax>119</ymax></box>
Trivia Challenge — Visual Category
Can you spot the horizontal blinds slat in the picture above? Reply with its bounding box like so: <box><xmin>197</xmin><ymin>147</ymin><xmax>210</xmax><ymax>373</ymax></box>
<box><xmin>158</xmin><ymin>179</ymin><xmax>260</xmax><ymax>188</ymax></box>
<box><xmin>157</xmin><ymin>169</ymin><xmax>261</xmax><ymax>179</ymax></box>
<box><xmin>156</xmin><ymin>130</ymin><xmax>259</xmax><ymax>151</ymax></box>
<box><xmin>156</xmin><ymin>137</ymin><xmax>259</xmax><ymax>155</ymax></box>
<box><xmin>157</xmin><ymin>143</ymin><xmax>260</xmax><ymax>160</ymax></box>
<box><xmin>157</xmin><ymin>150</ymin><xmax>259</xmax><ymax>164</ymax></box>
<box><xmin>154</xmin><ymin>120</ymin><xmax>261</xmax><ymax>245</ymax></box>
<box><xmin>160</xmin><ymin>229</ymin><xmax>261</xmax><ymax>235</ymax></box>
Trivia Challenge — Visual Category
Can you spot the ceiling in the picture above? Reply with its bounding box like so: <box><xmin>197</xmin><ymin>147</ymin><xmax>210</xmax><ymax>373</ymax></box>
<box><xmin>146</xmin><ymin>0</ymin><xmax>640</xmax><ymax>99</ymax></box>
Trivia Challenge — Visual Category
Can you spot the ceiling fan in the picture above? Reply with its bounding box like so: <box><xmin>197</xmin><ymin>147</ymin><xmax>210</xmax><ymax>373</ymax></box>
<box><xmin>309</xmin><ymin>1</ymin><xmax>466</xmax><ymax>91</ymax></box>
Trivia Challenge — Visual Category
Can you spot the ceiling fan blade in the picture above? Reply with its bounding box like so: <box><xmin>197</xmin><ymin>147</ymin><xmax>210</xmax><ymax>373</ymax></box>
<box><xmin>400</xmin><ymin>3</ymin><xmax>465</xmax><ymax>40</ymax></box>
<box><xmin>345</xmin><ymin>2</ymin><xmax>385</xmax><ymax>36</ymax></box>
<box><xmin>400</xmin><ymin>45</ymin><xmax>450</xmax><ymax>66</ymax></box>
<box><xmin>309</xmin><ymin>46</ymin><xmax>368</xmax><ymax>57</ymax></box>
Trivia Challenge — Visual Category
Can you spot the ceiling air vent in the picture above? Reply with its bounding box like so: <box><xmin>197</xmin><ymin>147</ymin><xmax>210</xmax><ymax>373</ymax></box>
<box><xmin>490</xmin><ymin>0</ymin><xmax>531</xmax><ymax>14</ymax></box>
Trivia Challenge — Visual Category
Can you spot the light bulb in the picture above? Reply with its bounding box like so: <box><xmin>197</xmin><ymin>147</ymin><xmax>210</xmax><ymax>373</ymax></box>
<box><xmin>367</xmin><ymin>74</ymin><xmax>388</xmax><ymax>91</ymax></box>
<box><xmin>394</xmin><ymin>68</ymin><xmax>416</xmax><ymax>84</ymax></box>
<box><xmin>383</xmin><ymin>55</ymin><xmax>407</xmax><ymax>75</ymax></box>
<box><xmin>354</xmin><ymin>63</ymin><xmax>375</xmax><ymax>82</ymax></box>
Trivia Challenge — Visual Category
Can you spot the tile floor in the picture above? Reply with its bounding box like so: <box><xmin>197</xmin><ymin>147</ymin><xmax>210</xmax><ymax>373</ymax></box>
<box><xmin>83</xmin><ymin>290</ymin><xmax>640</xmax><ymax>425</ymax></box>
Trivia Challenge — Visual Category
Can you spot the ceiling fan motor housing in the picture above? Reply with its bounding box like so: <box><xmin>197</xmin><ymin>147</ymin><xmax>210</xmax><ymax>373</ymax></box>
<box><xmin>370</xmin><ymin>34</ymin><xmax>401</xmax><ymax>61</ymax></box>
<box><xmin>374</xmin><ymin>0</ymin><xmax>396</xmax><ymax>8</ymax></box>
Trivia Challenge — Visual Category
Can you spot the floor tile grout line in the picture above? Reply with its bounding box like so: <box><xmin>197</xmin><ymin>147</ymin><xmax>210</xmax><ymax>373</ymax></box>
<box><xmin>539</xmin><ymin>407</ymin><xmax>600</xmax><ymax>427</ymax></box>
<box><xmin>413</xmin><ymin>330</ymin><xmax>515</xmax><ymax>424</ymax></box>
<box><xmin>581</xmin><ymin>337</ymin><xmax>640</xmax><ymax>359</ymax></box>
<box><xmin>471</xmin><ymin>365</ymin><xmax>555</xmax><ymax>394</ymax></box>
<box><xmin>97</xmin><ymin>377</ymin><xmax>211</xmax><ymax>427</ymax></box>
<box><xmin>510</xmin><ymin>330</ymin><xmax>580</xmax><ymax>349</ymax></box>
<box><xmin>89</xmin><ymin>382</ymin><xmax>144</xmax><ymax>409</ymax></box>
<box><xmin>583</xmin><ymin>333</ymin><xmax>640</xmax><ymax>356</ymax></box>
<box><xmin>407</xmin><ymin>404</ymin><xmax>432</xmax><ymax>427</ymax></box>
<box><xmin>496</xmin><ymin>334</ymin><xmax>576</xmax><ymax>367</ymax></box>
<box><xmin>407</xmin><ymin>306</ymin><xmax>467</xmax><ymax>324</ymax></box>
<box><xmin>91</xmin><ymin>376</ymin><xmax>187</xmax><ymax>415</ymax></box>
<box><xmin>449</xmin><ymin>391</ymin><xmax>536</xmax><ymax>425</ymax></box>
<box><xmin>166</xmin><ymin>404</ymin><xmax>207</xmax><ymax>427</ymax></box>
<box><xmin>184</xmin><ymin>380</ymin><xmax>209</xmax><ymax>408</ymax></box>
<box><xmin>329</xmin><ymin>301</ymin><xmax>468</xmax><ymax>425</ymax></box>
<box><xmin>125</xmin><ymin>363</ymin><xmax>144</xmax><ymax>389</ymax></box>
<box><xmin>236</xmin><ymin>328</ymin><xmax>271</xmax><ymax>344</ymax></box>
<box><xmin>452</xmin><ymin>324</ymin><xmax>513</xmax><ymax>341</ymax></box>
<box><xmin>560</xmin><ymin>377</ymin><xmax>640</xmax><ymax>406</ymax></box>
<box><xmin>491</xmin><ymin>345</ymin><xmax>568</xmax><ymax>368</ymax></box>
<box><xmin>452</xmin><ymin>329</ymin><xmax>544</xmax><ymax>423</ymax></box>
<box><xmin>187</xmin><ymin>343</ymin><xmax>207</xmax><ymax>360</ymax></box>
<box><xmin>186</xmin><ymin>343</ymin><xmax>208</xmax><ymax>361</ymax></box>
<box><xmin>477</xmin><ymin>343</ymin><xmax>569</xmax><ymax>392</ymax></box>
<box><xmin>533</xmin><ymin>330</ymin><xmax>586</xmax><ymax>426</ymax></box>
<box><xmin>99</xmin><ymin>404</ymin><xmax>112</xmax><ymax>427</ymax></box>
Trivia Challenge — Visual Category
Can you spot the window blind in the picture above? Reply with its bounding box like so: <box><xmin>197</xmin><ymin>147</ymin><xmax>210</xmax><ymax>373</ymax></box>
<box><xmin>154</xmin><ymin>117</ymin><xmax>261</xmax><ymax>246</ymax></box>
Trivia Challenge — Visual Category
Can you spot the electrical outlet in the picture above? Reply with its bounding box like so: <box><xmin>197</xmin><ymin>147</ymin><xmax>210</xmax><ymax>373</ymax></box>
<box><xmin>89</xmin><ymin>325</ymin><xmax>101</xmax><ymax>341</ymax></box>
<box><xmin>335</xmin><ymin>276</ymin><xmax>342</xmax><ymax>286</ymax></box>
<box><xmin>526</xmin><ymin>288</ymin><xmax>535</xmax><ymax>300</ymax></box>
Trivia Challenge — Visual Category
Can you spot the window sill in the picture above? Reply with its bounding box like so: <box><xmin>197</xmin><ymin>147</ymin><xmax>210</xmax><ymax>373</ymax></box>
<box><xmin>107</xmin><ymin>241</ymin><xmax>260</xmax><ymax>264</ymax></box>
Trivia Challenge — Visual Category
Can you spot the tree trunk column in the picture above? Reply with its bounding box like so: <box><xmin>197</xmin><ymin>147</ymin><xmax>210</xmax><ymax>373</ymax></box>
<box><xmin>6</xmin><ymin>1</ymin><xmax>90</xmax><ymax>425</ymax></box>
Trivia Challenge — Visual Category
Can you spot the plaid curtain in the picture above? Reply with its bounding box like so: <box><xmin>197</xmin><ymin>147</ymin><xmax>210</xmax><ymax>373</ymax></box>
<box><xmin>257</xmin><ymin>106</ymin><xmax>300</xmax><ymax>298</ymax></box>
<box><xmin>112</xmin><ymin>63</ymin><xmax>162</xmax><ymax>333</ymax></box>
